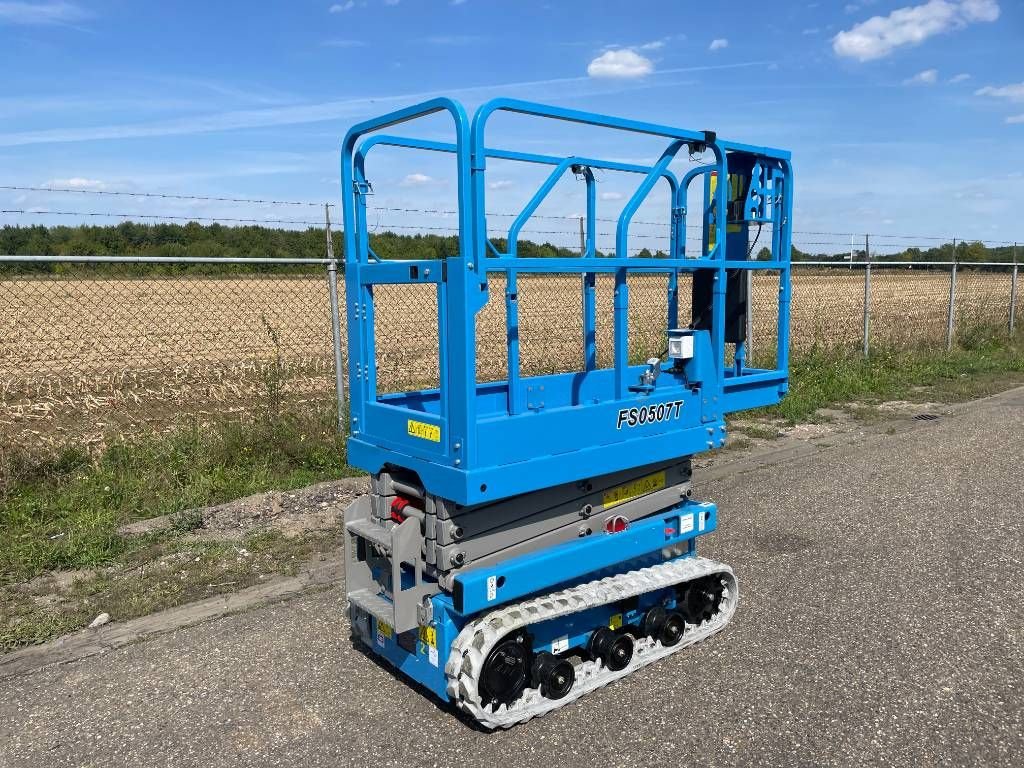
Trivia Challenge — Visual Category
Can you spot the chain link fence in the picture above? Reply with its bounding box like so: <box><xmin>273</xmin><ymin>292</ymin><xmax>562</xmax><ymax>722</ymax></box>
<box><xmin>0</xmin><ymin>257</ymin><xmax>342</xmax><ymax>456</ymax></box>
<box><xmin>1</xmin><ymin>255</ymin><xmax>1020</xmax><ymax>458</ymax></box>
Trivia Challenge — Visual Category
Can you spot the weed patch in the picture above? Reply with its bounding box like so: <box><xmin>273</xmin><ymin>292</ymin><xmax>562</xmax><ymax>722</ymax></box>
<box><xmin>761</xmin><ymin>336</ymin><xmax>1023</xmax><ymax>424</ymax></box>
<box><xmin>0</xmin><ymin>406</ymin><xmax>355</xmax><ymax>585</ymax></box>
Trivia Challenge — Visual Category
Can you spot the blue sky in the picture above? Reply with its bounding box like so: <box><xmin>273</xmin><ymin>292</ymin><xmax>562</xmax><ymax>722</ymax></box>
<box><xmin>1</xmin><ymin>0</ymin><xmax>1022</xmax><ymax>253</ymax></box>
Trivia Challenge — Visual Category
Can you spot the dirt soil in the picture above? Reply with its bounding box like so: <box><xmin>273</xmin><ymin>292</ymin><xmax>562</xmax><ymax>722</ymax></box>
<box><xmin>130</xmin><ymin>476</ymin><xmax>370</xmax><ymax>541</ymax></box>
<box><xmin>2</xmin><ymin>476</ymin><xmax>368</xmax><ymax>651</ymax></box>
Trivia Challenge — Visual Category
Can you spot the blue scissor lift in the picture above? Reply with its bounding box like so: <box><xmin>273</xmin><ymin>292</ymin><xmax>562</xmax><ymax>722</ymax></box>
<box><xmin>341</xmin><ymin>98</ymin><xmax>792</xmax><ymax>728</ymax></box>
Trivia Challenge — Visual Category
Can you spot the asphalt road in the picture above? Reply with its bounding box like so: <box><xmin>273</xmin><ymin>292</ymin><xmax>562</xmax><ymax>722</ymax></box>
<box><xmin>3</xmin><ymin>389</ymin><xmax>1022</xmax><ymax>768</ymax></box>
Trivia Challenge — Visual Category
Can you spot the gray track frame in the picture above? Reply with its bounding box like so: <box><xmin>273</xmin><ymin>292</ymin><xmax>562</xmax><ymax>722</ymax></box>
<box><xmin>344</xmin><ymin>496</ymin><xmax>436</xmax><ymax>633</ymax></box>
<box><xmin>344</xmin><ymin>458</ymin><xmax>693</xmax><ymax>630</ymax></box>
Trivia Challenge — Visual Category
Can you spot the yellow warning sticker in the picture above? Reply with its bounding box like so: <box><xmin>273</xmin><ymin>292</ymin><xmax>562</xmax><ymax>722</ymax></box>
<box><xmin>707</xmin><ymin>173</ymin><xmax>744</xmax><ymax>248</ymax></box>
<box><xmin>375</xmin><ymin>620</ymin><xmax>393</xmax><ymax>648</ymax></box>
<box><xmin>407</xmin><ymin>419</ymin><xmax>441</xmax><ymax>443</ymax></box>
<box><xmin>602</xmin><ymin>470</ymin><xmax>666</xmax><ymax>510</ymax></box>
<box><xmin>418</xmin><ymin>625</ymin><xmax>437</xmax><ymax>648</ymax></box>
<box><xmin>608</xmin><ymin>613</ymin><xmax>623</xmax><ymax>630</ymax></box>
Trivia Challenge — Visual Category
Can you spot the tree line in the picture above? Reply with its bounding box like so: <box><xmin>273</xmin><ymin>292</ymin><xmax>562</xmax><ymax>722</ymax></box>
<box><xmin>0</xmin><ymin>222</ymin><xmax>582</xmax><ymax>274</ymax></box>
<box><xmin>785</xmin><ymin>240</ymin><xmax>1019</xmax><ymax>265</ymax></box>
<box><xmin>0</xmin><ymin>221</ymin><xmax>1017</xmax><ymax>275</ymax></box>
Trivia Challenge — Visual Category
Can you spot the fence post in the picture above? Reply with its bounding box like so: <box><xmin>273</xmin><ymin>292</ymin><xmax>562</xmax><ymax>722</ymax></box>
<box><xmin>862</xmin><ymin>233</ymin><xmax>871</xmax><ymax>358</ymax></box>
<box><xmin>325</xmin><ymin>203</ymin><xmax>347</xmax><ymax>433</ymax></box>
<box><xmin>945</xmin><ymin>245</ymin><xmax>957</xmax><ymax>352</ymax></box>
<box><xmin>1010</xmin><ymin>243</ymin><xmax>1018</xmax><ymax>336</ymax></box>
<box><xmin>745</xmin><ymin>271</ymin><xmax>754</xmax><ymax>363</ymax></box>
<box><xmin>578</xmin><ymin>216</ymin><xmax>586</xmax><ymax>255</ymax></box>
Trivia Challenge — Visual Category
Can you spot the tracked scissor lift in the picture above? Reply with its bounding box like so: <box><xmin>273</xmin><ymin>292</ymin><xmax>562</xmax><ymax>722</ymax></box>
<box><xmin>341</xmin><ymin>98</ymin><xmax>793</xmax><ymax>728</ymax></box>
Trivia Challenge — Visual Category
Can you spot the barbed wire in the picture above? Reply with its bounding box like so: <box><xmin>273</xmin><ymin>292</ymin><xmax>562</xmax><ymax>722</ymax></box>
<box><xmin>1</xmin><ymin>201</ymin><xmax>1019</xmax><ymax>249</ymax></box>
<box><xmin>0</xmin><ymin>187</ymin><xmax>674</xmax><ymax>228</ymax></box>
<box><xmin>365</xmin><ymin>205</ymin><xmax>674</xmax><ymax>228</ymax></box>
<box><xmin>0</xmin><ymin>207</ymin><xmax>676</xmax><ymax>240</ymax></box>
<box><xmin>0</xmin><ymin>209</ymin><xmax>322</xmax><ymax>226</ymax></box>
<box><xmin>791</xmin><ymin>229</ymin><xmax>1019</xmax><ymax>246</ymax></box>
<box><xmin>0</xmin><ymin>185</ymin><xmax>331</xmax><ymax>208</ymax></box>
<box><xmin>0</xmin><ymin>209</ymin><xmax>843</xmax><ymax>248</ymax></box>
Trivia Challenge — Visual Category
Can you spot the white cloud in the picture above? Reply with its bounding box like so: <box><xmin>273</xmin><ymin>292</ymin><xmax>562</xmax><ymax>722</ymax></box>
<box><xmin>587</xmin><ymin>49</ymin><xmax>653</xmax><ymax>79</ymax></box>
<box><xmin>328</xmin><ymin>1</ymin><xmax>354</xmax><ymax>11</ymax></box>
<box><xmin>451</xmin><ymin>0</ymin><xmax>468</xmax><ymax>4</ymax></box>
<box><xmin>384</xmin><ymin>0</ymin><xmax>400</xmax><ymax>5</ymax></box>
<box><xmin>46</xmin><ymin>177</ymin><xmax>105</xmax><ymax>189</ymax></box>
<box><xmin>600</xmin><ymin>191</ymin><xmax>624</xmax><ymax>201</ymax></box>
<box><xmin>637</xmin><ymin>39</ymin><xmax>665</xmax><ymax>51</ymax></box>
<box><xmin>959</xmin><ymin>0</ymin><xmax>1000</xmax><ymax>21</ymax></box>
<box><xmin>400</xmin><ymin>173</ymin><xmax>433</xmax><ymax>187</ymax></box>
<box><xmin>904</xmin><ymin>68</ymin><xmax>938</xmax><ymax>85</ymax></box>
<box><xmin>1006</xmin><ymin>114</ymin><xmax>1024</xmax><ymax>124</ymax></box>
<box><xmin>948</xmin><ymin>72</ymin><xmax>971</xmax><ymax>83</ymax></box>
<box><xmin>975</xmin><ymin>82</ymin><xmax>1024</xmax><ymax>102</ymax></box>
<box><xmin>833</xmin><ymin>0</ymin><xmax>1000</xmax><ymax>62</ymax></box>
<box><xmin>709</xmin><ymin>38</ymin><xmax>729</xmax><ymax>51</ymax></box>
<box><xmin>487</xmin><ymin>180</ymin><xmax>514</xmax><ymax>190</ymax></box>
<box><xmin>322</xmin><ymin>39</ymin><xmax>366</xmax><ymax>47</ymax></box>
<box><xmin>0</xmin><ymin>1</ymin><xmax>88</xmax><ymax>25</ymax></box>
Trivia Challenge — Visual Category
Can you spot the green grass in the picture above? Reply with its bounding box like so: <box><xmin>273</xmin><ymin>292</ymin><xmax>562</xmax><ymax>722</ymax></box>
<box><xmin>764</xmin><ymin>331</ymin><xmax>1024</xmax><ymax>424</ymax></box>
<box><xmin>0</xmin><ymin>528</ymin><xmax>340</xmax><ymax>652</ymax></box>
<box><xmin>1</xmin><ymin>402</ymin><xmax>356</xmax><ymax>650</ymax></box>
<box><xmin>0</xmin><ymin>406</ymin><xmax>357</xmax><ymax>586</ymax></box>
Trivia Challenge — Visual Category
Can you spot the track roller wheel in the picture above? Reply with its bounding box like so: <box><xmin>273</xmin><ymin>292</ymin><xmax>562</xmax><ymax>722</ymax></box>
<box><xmin>660</xmin><ymin>610</ymin><xmax>686</xmax><ymax>647</ymax></box>
<box><xmin>587</xmin><ymin>627</ymin><xmax>634</xmax><ymax>671</ymax></box>
<box><xmin>641</xmin><ymin>606</ymin><xmax>687</xmax><ymax>647</ymax></box>
<box><xmin>641</xmin><ymin>606</ymin><xmax>668</xmax><ymax>639</ymax></box>
<box><xmin>531</xmin><ymin>652</ymin><xmax>575</xmax><ymax>700</ymax></box>
<box><xmin>478</xmin><ymin>631</ymin><xmax>530</xmax><ymax>709</ymax></box>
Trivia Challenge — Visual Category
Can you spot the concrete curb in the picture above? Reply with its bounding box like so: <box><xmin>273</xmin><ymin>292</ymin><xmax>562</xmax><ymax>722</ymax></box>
<box><xmin>0</xmin><ymin>558</ymin><xmax>342</xmax><ymax>681</ymax></box>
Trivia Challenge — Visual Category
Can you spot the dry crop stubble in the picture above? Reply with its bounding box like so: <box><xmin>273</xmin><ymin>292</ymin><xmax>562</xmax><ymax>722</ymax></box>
<box><xmin>1</xmin><ymin>268</ymin><xmax>1016</xmax><ymax>453</ymax></box>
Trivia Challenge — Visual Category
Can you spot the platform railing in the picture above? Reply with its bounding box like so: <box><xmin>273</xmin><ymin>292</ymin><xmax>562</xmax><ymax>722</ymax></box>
<box><xmin>343</xmin><ymin>98</ymin><xmax>793</xmax><ymax>466</ymax></box>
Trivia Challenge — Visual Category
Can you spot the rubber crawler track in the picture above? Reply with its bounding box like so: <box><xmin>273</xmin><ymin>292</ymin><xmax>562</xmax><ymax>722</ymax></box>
<box><xmin>444</xmin><ymin>555</ymin><xmax>738</xmax><ymax>729</ymax></box>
